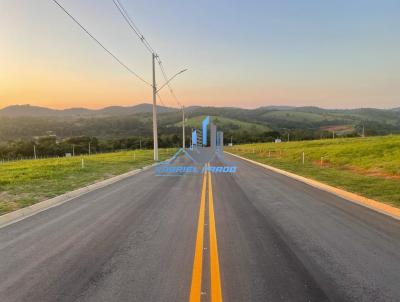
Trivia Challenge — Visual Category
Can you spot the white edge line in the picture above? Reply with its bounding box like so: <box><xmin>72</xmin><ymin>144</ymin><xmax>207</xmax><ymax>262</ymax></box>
<box><xmin>226</xmin><ymin>151</ymin><xmax>400</xmax><ymax>221</ymax></box>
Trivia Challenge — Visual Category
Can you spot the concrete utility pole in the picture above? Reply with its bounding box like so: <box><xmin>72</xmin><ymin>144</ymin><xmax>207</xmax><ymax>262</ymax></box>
<box><xmin>33</xmin><ymin>145</ymin><xmax>37</xmax><ymax>160</ymax></box>
<box><xmin>150</xmin><ymin>54</ymin><xmax>187</xmax><ymax>160</ymax></box>
<box><xmin>182</xmin><ymin>106</ymin><xmax>185</xmax><ymax>149</ymax></box>
<box><xmin>72</xmin><ymin>145</ymin><xmax>75</xmax><ymax>156</ymax></box>
<box><xmin>287</xmin><ymin>132</ymin><xmax>290</xmax><ymax>142</ymax></box>
<box><xmin>88</xmin><ymin>142</ymin><xmax>91</xmax><ymax>155</ymax></box>
<box><xmin>152</xmin><ymin>53</ymin><xmax>159</xmax><ymax>161</ymax></box>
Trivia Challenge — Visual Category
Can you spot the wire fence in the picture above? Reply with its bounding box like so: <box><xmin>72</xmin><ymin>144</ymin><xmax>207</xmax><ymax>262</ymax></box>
<box><xmin>0</xmin><ymin>148</ymin><xmax>176</xmax><ymax>165</ymax></box>
<box><xmin>228</xmin><ymin>146</ymin><xmax>329</xmax><ymax>168</ymax></box>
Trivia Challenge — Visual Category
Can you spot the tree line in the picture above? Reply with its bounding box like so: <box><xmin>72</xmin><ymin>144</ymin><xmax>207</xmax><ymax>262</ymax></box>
<box><xmin>0</xmin><ymin>134</ymin><xmax>182</xmax><ymax>160</ymax></box>
<box><xmin>0</xmin><ymin>129</ymin><xmax>362</xmax><ymax>161</ymax></box>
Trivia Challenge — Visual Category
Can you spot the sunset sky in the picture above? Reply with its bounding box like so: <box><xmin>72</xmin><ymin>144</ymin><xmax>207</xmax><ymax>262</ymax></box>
<box><xmin>1</xmin><ymin>0</ymin><xmax>399</xmax><ymax>109</ymax></box>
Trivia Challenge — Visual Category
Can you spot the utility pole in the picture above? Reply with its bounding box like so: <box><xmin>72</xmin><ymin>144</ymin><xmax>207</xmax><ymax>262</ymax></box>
<box><xmin>33</xmin><ymin>145</ymin><xmax>37</xmax><ymax>160</ymax></box>
<box><xmin>182</xmin><ymin>106</ymin><xmax>185</xmax><ymax>149</ymax></box>
<box><xmin>362</xmin><ymin>125</ymin><xmax>365</xmax><ymax>137</ymax></box>
<box><xmin>231</xmin><ymin>136</ymin><xmax>233</xmax><ymax>146</ymax></box>
<box><xmin>152</xmin><ymin>53</ymin><xmax>158</xmax><ymax>161</ymax></box>
<box><xmin>88</xmin><ymin>142</ymin><xmax>91</xmax><ymax>155</ymax></box>
<box><xmin>287</xmin><ymin>132</ymin><xmax>290</xmax><ymax>142</ymax></box>
<box><xmin>139</xmin><ymin>138</ymin><xmax>142</xmax><ymax>150</ymax></box>
<box><xmin>72</xmin><ymin>144</ymin><xmax>75</xmax><ymax>156</ymax></box>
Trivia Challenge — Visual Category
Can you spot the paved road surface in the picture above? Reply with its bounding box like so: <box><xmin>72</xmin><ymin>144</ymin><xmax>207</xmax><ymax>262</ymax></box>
<box><xmin>0</xmin><ymin>150</ymin><xmax>399</xmax><ymax>301</ymax></box>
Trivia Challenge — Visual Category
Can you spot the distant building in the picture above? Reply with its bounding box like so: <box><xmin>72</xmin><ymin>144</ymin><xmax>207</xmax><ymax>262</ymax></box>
<box><xmin>216</xmin><ymin>131</ymin><xmax>224</xmax><ymax>150</ymax></box>
<box><xmin>210</xmin><ymin>124</ymin><xmax>217</xmax><ymax>150</ymax></box>
<box><xmin>275</xmin><ymin>138</ymin><xmax>282</xmax><ymax>143</ymax></box>
<box><xmin>202</xmin><ymin>116</ymin><xmax>210</xmax><ymax>146</ymax></box>
<box><xmin>191</xmin><ymin>128</ymin><xmax>203</xmax><ymax>149</ymax></box>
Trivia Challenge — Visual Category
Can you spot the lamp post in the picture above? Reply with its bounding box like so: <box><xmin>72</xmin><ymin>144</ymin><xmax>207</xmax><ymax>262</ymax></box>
<box><xmin>151</xmin><ymin>59</ymin><xmax>187</xmax><ymax>161</ymax></box>
<box><xmin>182</xmin><ymin>106</ymin><xmax>186</xmax><ymax>149</ymax></box>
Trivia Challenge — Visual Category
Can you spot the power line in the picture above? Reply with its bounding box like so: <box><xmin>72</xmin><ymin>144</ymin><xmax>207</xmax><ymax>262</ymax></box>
<box><xmin>157</xmin><ymin>60</ymin><xmax>182</xmax><ymax>108</ymax></box>
<box><xmin>112</xmin><ymin>0</ymin><xmax>155</xmax><ymax>55</ymax></box>
<box><xmin>112</xmin><ymin>0</ymin><xmax>183</xmax><ymax>108</ymax></box>
<box><xmin>51</xmin><ymin>0</ymin><xmax>151</xmax><ymax>86</ymax></box>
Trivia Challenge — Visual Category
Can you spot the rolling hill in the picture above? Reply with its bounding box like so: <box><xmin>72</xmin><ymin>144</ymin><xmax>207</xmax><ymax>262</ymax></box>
<box><xmin>173</xmin><ymin>115</ymin><xmax>270</xmax><ymax>132</ymax></box>
<box><xmin>1</xmin><ymin>104</ymin><xmax>400</xmax><ymax>142</ymax></box>
<box><xmin>0</xmin><ymin>103</ymin><xmax>175</xmax><ymax>117</ymax></box>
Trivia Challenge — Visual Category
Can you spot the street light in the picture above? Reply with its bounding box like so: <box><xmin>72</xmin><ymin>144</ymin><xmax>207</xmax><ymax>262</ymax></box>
<box><xmin>182</xmin><ymin>105</ymin><xmax>187</xmax><ymax>149</ymax></box>
<box><xmin>151</xmin><ymin>55</ymin><xmax>187</xmax><ymax>161</ymax></box>
<box><xmin>156</xmin><ymin>69</ymin><xmax>187</xmax><ymax>94</ymax></box>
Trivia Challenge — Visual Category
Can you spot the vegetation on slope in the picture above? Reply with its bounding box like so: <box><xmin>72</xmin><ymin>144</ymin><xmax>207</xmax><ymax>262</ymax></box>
<box><xmin>1</xmin><ymin>105</ymin><xmax>400</xmax><ymax>160</ymax></box>
<box><xmin>227</xmin><ymin>135</ymin><xmax>400</xmax><ymax>208</ymax></box>
<box><xmin>0</xmin><ymin>149</ymin><xmax>176</xmax><ymax>215</ymax></box>
<box><xmin>1</xmin><ymin>105</ymin><xmax>400</xmax><ymax>142</ymax></box>
<box><xmin>174</xmin><ymin>115</ymin><xmax>270</xmax><ymax>132</ymax></box>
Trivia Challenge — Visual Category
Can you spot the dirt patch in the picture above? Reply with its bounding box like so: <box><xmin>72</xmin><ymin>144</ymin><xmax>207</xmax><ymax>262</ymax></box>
<box><xmin>0</xmin><ymin>191</ymin><xmax>17</xmax><ymax>202</ymax></box>
<box><xmin>320</xmin><ymin>125</ymin><xmax>354</xmax><ymax>133</ymax></box>
<box><xmin>348</xmin><ymin>166</ymin><xmax>400</xmax><ymax>180</ymax></box>
<box><xmin>312</xmin><ymin>162</ymin><xmax>400</xmax><ymax>181</ymax></box>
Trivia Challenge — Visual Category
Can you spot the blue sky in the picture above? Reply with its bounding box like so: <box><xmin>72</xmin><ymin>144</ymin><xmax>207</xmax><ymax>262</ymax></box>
<box><xmin>0</xmin><ymin>0</ymin><xmax>399</xmax><ymax>109</ymax></box>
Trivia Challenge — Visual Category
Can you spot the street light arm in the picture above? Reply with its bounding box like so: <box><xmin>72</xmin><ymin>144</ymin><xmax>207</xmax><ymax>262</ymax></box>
<box><xmin>155</xmin><ymin>68</ymin><xmax>187</xmax><ymax>94</ymax></box>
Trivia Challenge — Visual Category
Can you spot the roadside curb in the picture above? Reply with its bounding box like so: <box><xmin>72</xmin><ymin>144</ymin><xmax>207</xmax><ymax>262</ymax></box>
<box><xmin>0</xmin><ymin>163</ymin><xmax>156</xmax><ymax>228</ymax></box>
<box><xmin>226</xmin><ymin>152</ymin><xmax>400</xmax><ymax>221</ymax></box>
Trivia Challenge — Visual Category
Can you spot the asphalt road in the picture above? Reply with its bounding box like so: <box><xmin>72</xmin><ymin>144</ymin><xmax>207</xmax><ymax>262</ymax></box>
<box><xmin>0</xmin><ymin>150</ymin><xmax>399</xmax><ymax>302</ymax></box>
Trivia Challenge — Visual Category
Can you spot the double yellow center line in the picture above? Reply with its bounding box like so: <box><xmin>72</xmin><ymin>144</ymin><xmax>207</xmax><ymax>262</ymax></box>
<box><xmin>189</xmin><ymin>166</ymin><xmax>223</xmax><ymax>302</ymax></box>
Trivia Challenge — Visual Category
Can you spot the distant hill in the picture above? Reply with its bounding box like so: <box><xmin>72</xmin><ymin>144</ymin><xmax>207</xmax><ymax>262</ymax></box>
<box><xmin>174</xmin><ymin>115</ymin><xmax>271</xmax><ymax>132</ymax></box>
<box><xmin>0</xmin><ymin>103</ymin><xmax>176</xmax><ymax>117</ymax></box>
<box><xmin>258</xmin><ymin>105</ymin><xmax>296</xmax><ymax>111</ymax></box>
<box><xmin>1</xmin><ymin>103</ymin><xmax>400</xmax><ymax>142</ymax></box>
<box><xmin>0</xmin><ymin>105</ymin><xmax>61</xmax><ymax>117</ymax></box>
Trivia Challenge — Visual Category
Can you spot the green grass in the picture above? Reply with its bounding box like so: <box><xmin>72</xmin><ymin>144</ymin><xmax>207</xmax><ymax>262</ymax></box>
<box><xmin>174</xmin><ymin>115</ymin><xmax>270</xmax><ymax>132</ymax></box>
<box><xmin>261</xmin><ymin>110</ymin><xmax>345</xmax><ymax>123</ymax></box>
<box><xmin>226</xmin><ymin>135</ymin><xmax>400</xmax><ymax>208</ymax></box>
<box><xmin>0</xmin><ymin>149</ymin><xmax>176</xmax><ymax>215</ymax></box>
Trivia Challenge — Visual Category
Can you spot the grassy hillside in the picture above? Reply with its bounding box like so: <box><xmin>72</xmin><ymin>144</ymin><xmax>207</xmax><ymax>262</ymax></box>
<box><xmin>0</xmin><ymin>149</ymin><xmax>176</xmax><ymax>215</ymax></box>
<box><xmin>261</xmin><ymin>110</ymin><xmax>345</xmax><ymax>123</ymax></box>
<box><xmin>1</xmin><ymin>106</ymin><xmax>400</xmax><ymax>143</ymax></box>
<box><xmin>227</xmin><ymin>135</ymin><xmax>400</xmax><ymax>207</ymax></box>
<box><xmin>174</xmin><ymin>115</ymin><xmax>270</xmax><ymax>132</ymax></box>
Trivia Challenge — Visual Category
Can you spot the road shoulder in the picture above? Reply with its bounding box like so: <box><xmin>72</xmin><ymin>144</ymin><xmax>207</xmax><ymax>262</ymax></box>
<box><xmin>0</xmin><ymin>164</ymin><xmax>155</xmax><ymax>228</ymax></box>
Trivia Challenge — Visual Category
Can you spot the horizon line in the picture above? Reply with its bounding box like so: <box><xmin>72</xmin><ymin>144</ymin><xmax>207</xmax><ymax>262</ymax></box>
<box><xmin>0</xmin><ymin>103</ymin><xmax>399</xmax><ymax>111</ymax></box>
